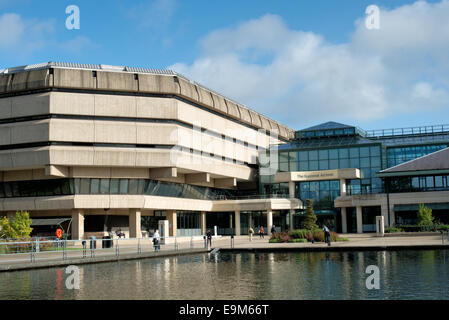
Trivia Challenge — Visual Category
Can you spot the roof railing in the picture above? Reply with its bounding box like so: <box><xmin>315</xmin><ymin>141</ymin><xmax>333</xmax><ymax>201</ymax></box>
<box><xmin>366</xmin><ymin>124</ymin><xmax>449</xmax><ymax>138</ymax></box>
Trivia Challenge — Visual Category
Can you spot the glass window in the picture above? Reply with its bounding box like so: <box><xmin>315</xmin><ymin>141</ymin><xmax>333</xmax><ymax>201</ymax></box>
<box><xmin>411</xmin><ymin>177</ymin><xmax>419</xmax><ymax>189</ymax></box>
<box><xmin>74</xmin><ymin>179</ymin><xmax>80</xmax><ymax>194</ymax></box>
<box><xmin>299</xmin><ymin>161</ymin><xmax>309</xmax><ymax>171</ymax></box>
<box><xmin>349</xmin><ymin>148</ymin><xmax>359</xmax><ymax>158</ymax></box>
<box><xmin>329</xmin><ymin>149</ymin><xmax>338</xmax><ymax>159</ymax></box>
<box><xmin>280</xmin><ymin>162</ymin><xmax>289</xmax><ymax>172</ymax></box>
<box><xmin>338</xmin><ymin>148</ymin><xmax>348</xmax><ymax>159</ymax></box>
<box><xmin>350</xmin><ymin>158</ymin><xmax>360</xmax><ymax>168</ymax></box>
<box><xmin>309</xmin><ymin>150</ymin><xmax>318</xmax><ymax>161</ymax></box>
<box><xmin>289</xmin><ymin>152</ymin><xmax>297</xmax><ymax>160</ymax></box>
<box><xmin>319</xmin><ymin>160</ymin><xmax>329</xmax><ymax>170</ymax></box>
<box><xmin>435</xmin><ymin>176</ymin><xmax>443</xmax><ymax>188</ymax></box>
<box><xmin>330</xmin><ymin>180</ymin><xmax>340</xmax><ymax>191</ymax></box>
<box><xmin>339</xmin><ymin>158</ymin><xmax>349</xmax><ymax>168</ymax></box>
<box><xmin>319</xmin><ymin>149</ymin><xmax>329</xmax><ymax>160</ymax></box>
<box><xmin>329</xmin><ymin>159</ymin><xmax>339</xmax><ymax>169</ymax></box>
<box><xmin>360</xmin><ymin>157</ymin><xmax>370</xmax><ymax>168</ymax></box>
<box><xmin>289</xmin><ymin>160</ymin><xmax>298</xmax><ymax>171</ymax></box>
<box><xmin>298</xmin><ymin>151</ymin><xmax>308</xmax><ymax>161</ymax></box>
<box><xmin>100</xmin><ymin>179</ymin><xmax>110</xmax><ymax>194</ymax></box>
<box><xmin>129</xmin><ymin>179</ymin><xmax>139</xmax><ymax>194</ymax></box>
<box><xmin>320</xmin><ymin>181</ymin><xmax>330</xmax><ymax>190</ymax></box>
<box><xmin>360</xmin><ymin>147</ymin><xmax>370</xmax><ymax>157</ymax></box>
<box><xmin>370</xmin><ymin>146</ymin><xmax>380</xmax><ymax>156</ymax></box>
<box><xmin>426</xmin><ymin>176</ymin><xmax>434</xmax><ymax>189</ymax></box>
<box><xmin>279</xmin><ymin>152</ymin><xmax>289</xmax><ymax>163</ymax></box>
<box><xmin>110</xmin><ymin>179</ymin><xmax>119</xmax><ymax>194</ymax></box>
<box><xmin>370</xmin><ymin>157</ymin><xmax>381</xmax><ymax>167</ymax></box>
<box><xmin>334</xmin><ymin>129</ymin><xmax>343</xmax><ymax>136</ymax></box>
<box><xmin>309</xmin><ymin>161</ymin><xmax>318</xmax><ymax>171</ymax></box>
<box><xmin>91</xmin><ymin>179</ymin><xmax>100</xmax><ymax>194</ymax></box>
<box><xmin>119</xmin><ymin>179</ymin><xmax>128</xmax><ymax>194</ymax></box>
<box><xmin>80</xmin><ymin>179</ymin><xmax>90</xmax><ymax>194</ymax></box>
<box><xmin>3</xmin><ymin>183</ymin><xmax>12</xmax><ymax>197</ymax></box>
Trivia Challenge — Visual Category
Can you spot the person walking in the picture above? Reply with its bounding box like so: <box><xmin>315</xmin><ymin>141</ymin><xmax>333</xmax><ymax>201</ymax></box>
<box><xmin>270</xmin><ymin>225</ymin><xmax>276</xmax><ymax>235</ymax></box>
<box><xmin>322</xmin><ymin>224</ymin><xmax>330</xmax><ymax>245</ymax></box>
<box><xmin>153</xmin><ymin>229</ymin><xmax>160</xmax><ymax>252</ymax></box>
<box><xmin>206</xmin><ymin>229</ymin><xmax>212</xmax><ymax>248</ymax></box>
<box><xmin>259</xmin><ymin>226</ymin><xmax>265</xmax><ymax>239</ymax></box>
<box><xmin>248</xmin><ymin>226</ymin><xmax>254</xmax><ymax>242</ymax></box>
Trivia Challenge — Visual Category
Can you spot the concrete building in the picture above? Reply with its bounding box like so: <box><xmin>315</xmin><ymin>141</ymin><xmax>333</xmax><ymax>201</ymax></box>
<box><xmin>0</xmin><ymin>62</ymin><xmax>300</xmax><ymax>239</ymax></box>
<box><xmin>1</xmin><ymin>63</ymin><xmax>447</xmax><ymax>238</ymax></box>
<box><xmin>263</xmin><ymin>122</ymin><xmax>449</xmax><ymax>233</ymax></box>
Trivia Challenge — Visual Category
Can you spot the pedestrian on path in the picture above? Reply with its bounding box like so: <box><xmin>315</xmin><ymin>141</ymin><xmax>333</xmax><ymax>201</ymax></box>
<box><xmin>153</xmin><ymin>229</ymin><xmax>160</xmax><ymax>252</ymax></box>
<box><xmin>249</xmin><ymin>227</ymin><xmax>254</xmax><ymax>242</ymax></box>
<box><xmin>271</xmin><ymin>225</ymin><xmax>276</xmax><ymax>234</ymax></box>
<box><xmin>206</xmin><ymin>229</ymin><xmax>212</xmax><ymax>248</ymax></box>
<box><xmin>259</xmin><ymin>226</ymin><xmax>265</xmax><ymax>239</ymax></box>
<box><xmin>322</xmin><ymin>225</ymin><xmax>330</xmax><ymax>245</ymax></box>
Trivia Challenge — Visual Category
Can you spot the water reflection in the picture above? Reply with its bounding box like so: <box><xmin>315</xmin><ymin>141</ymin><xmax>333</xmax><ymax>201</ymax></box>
<box><xmin>0</xmin><ymin>250</ymin><xmax>449</xmax><ymax>300</ymax></box>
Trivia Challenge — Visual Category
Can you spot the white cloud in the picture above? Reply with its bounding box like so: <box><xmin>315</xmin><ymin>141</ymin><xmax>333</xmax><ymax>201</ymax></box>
<box><xmin>128</xmin><ymin>0</ymin><xmax>177</xmax><ymax>29</ymax></box>
<box><xmin>169</xmin><ymin>1</ymin><xmax>449</xmax><ymax>128</ymax></box>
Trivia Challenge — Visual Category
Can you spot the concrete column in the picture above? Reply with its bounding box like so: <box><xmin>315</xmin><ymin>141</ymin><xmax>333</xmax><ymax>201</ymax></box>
<box><xmin>71</xmin><ymin>210</ymin><xmax>84</xmax><ymax>240</ymax></box>
<box><xmin>201</xmin><ymin>211</ymin><xmax>206</xmax><ymax>235</ymax></box>
<box><xmin>381</xmin><ymin>204</ymin><xmax>389</xmax><ymax>228</ymax></box>
<box><xmin>340</xmin><ymin>179</ymin><xmax>347</xmax><ymax>196</ymax></box>
<box><xmin>389</xmin><ymin>204</ymin><xmax>395</xmax><ymax>227</ymax></box>
<box><xmin>288</xmin><ymin>181</ymin><xmax>295</xmax><ymax>198</ymax></box>
<box><xmin>167</xmin><ymin>210</ymin><xmax>177</xmax><ymax>237</ymax></box>
<box><xmin>129</xmin><ymin>209</ymin><xmax>142</xmax><ymax>238</ymax></box>
<box><xmin>235</xmin><ymin>211</ymin><xmax>241</xmax><ymax>236</ymax></box>
<box><xmin>341</xmin><ymin>207</ymin><xmax>347</xmax><ymax>234</ymax></box>
<box><xmin>289</xmin><ymin>209</ymin><xmax>294</xmax><ymax>231</ymax></box>
<box><xmin>267</xmin><ymin>210</ymin><xmax>273</xmax><ymax>235</ymax></box>
<box><xmin>356</xmin><ymin>206</ymin><xmax>363</xmax><ymax>234</ymax></box>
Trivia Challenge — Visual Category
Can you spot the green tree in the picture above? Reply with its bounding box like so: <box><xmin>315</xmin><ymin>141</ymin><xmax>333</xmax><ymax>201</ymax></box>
<box><xmin>0</xmin><ymin>211</ymin><xmax>33</xmax><ymax>239</ymax></box>
<box><xmin>417</xmin><ymin>204</ymin><xmax>434</xmax><ymax>226</ymax></box>
<box><xmin>303</xmin><ymin>199</ymin><xmax>318</xmax><ymax>230</ymax></box>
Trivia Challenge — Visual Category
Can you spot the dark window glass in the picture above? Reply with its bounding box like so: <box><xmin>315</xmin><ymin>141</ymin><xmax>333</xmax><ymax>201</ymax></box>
<box><xmin>426</xmin><ymin>176</ymin><xmax>434</xmax><ymax>189</ymax></box>
<box><xmin>319</xmin><ymin>149</ymin><xmax>328</xmax><ymax>160</ymax></box>
<box><xmin>309</xmin><ymin>150</ymin><xmax>318</xmax><ymax>161</ymax></box>
<box><xmin>91</xmin><ymin>179</ymin><xmax>100</xmax><ymax>194</ymax></box>
<box><xmin>110</xmin><ymin>179</ymin><xmax>119</xmax><ymax>194</ymax></box>
<box><xmin>129</xmin><ymin>179</ymin><xmax>139</xmax><ymax>194</ymax></box>
<box><xmin>299</xmin><ymin>161</ymin><xmax>309</xmax><ymax>171</ymax></box>
<box><xmin>80</xmin><ymin>179</ymin><xmax>90</xmax><ymax>194</ymax></box>
<box><xmin>360</xmin><ymin>147</ymin><xmax>370</xmax><ymax>157</ymax></box>
<box><xmin>349</xmin><ymin>148</ymin><xmax>359</xmax><ymax>158</ymax></box>
<box><xmin>329</xmin><ymin>149</ymin><xmax>339</xmax><ymax>159</ymax></box>
<box><xmin>435</xmin><ymin>176</ymin><xmax>443</xmax><ymax>188</ymax></box>
<box><xmin>350</xmin><ymin>158</ymin><xmax>360</xmax><ymax>168</ymax></box>
<box><xmin>74</xmin><ymin>179</ymin><xmax>80</xmax><ymax>194</ymax></box>
<box><xmin>298</xmin><ymin>151</ymin><xmax>308</xmax><ymax>161</ymax></box>
<box><xmin>339</xmin><ymin>158</ymin><xmax>349</xmax><ymax>168</ymax></box>
<box><xmin>319</xmin><ymin>160</ymin><xmax>329</xmax><ymax>170</ymax></box>
<box><xmin>360</xmin><ymin>157</ymin><xmax>370</xmax><ymax>168</ymax></box>
<box><xmin>329</xmin><ymin>159</ymin><xmax>339</xmax><ymax>169</ymax></box>
<box><xmin>370</xmin><ymin>157</ymin><xmax>381</xmax><ymax>167</ymax></box>
<box><xmin>338</xmin><ymin>148</ymin><xmax>348</xmax><ymax>159</ymax></box>
<box><xmin>3</xmin><ymin>183</ymin><xmax>12</xmax><ymax>197</ymax></box>
<box><xmin>100</xmin><ymin>179</ymin><xmax>110</xmax><ymax>194</ymax></box>
<box><xmin>309</xmin><ymin>161</ymin><xmax>318</xmax><ymax>171</ymax></box>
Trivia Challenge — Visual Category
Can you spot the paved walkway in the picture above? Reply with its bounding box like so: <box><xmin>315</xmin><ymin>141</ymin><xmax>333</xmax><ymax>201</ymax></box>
<box><xmin>1</xmin><ymin>233</ymin><xmax>448</xmax><ymax>271</ymax></box>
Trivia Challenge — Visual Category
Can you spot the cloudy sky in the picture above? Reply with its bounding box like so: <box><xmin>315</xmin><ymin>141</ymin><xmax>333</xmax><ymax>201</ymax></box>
<box><xmin>0</xmin><ymin>0</ymin><xmax>448</xmax><ymax>131</ymax></box>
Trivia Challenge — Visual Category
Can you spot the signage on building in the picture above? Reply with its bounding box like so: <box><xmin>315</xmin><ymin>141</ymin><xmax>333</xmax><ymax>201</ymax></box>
<box><xmin>56</xmin><ymin>228</ymin><xmax>63</xmax><ymax>239</ymax></box>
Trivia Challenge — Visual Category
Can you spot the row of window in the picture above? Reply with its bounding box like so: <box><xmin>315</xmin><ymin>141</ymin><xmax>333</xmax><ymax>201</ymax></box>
<box><xmin>177</xmin><ymin>211</ymin><xmax>201</xmax><ymax>230</ymax></box>
<box><xmin>0</xmin><ymin>179</ymin><xmax>238</xmax><ymax>199</ymax></box>
<box><xmin>386</xmin><ymin>175</ymin><xmax>449</xmax><ymax>193</ymax></box>
<box><xmin>386</xmin><ymin>144</ymin><xmax>447</xmax><ymax>167</ymax></box>
<box><xmin>279</xmin><ymin>145</ymin><xmax>381</xmax><ymax>162</ymax></box>
<box><xmin>296</xmin><ymin>128</ymin><xmax>357</xmax><ymax>139</ymax></box>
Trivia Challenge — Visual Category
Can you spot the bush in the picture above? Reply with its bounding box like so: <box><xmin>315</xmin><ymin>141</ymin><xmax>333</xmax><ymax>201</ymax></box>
<box><xmin>337</xmin><ymin>237</ymin><xmax>349</xmax><ymax>241</ymax></box>
<box><xmin>269</xmin><ymin>238</ymin><xmax>280</xmax><ymax>243</ymax></box>
<box><xmin>291</xmin><ymin>239</ymin><xmax>307</xmax><ymax>243</ymax></box>
<box><xmin>385</xmin><ymin>227</ymin><xmax>403</xmax><ymax>233</ymax></box>
<box><xmin>399</xmin><ymin>225</ymin><xmax>437</xmax><ymax>232</ymax></box>
<box><xmin>436</xmin><ymin>225</ymin><xmax>449</xmax><ymax>231</ymax></box>
<box><xmin>288</xmin><ymin>229</ymin><xmax>310</xmax><ymax>239</ymax></box>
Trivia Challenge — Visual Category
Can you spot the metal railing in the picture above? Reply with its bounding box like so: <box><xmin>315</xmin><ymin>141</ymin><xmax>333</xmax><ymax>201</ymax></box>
<box><xmin>366</xmin><ymin>124</ymin><xmax>449</xmax><ymax>138</ymax></box>
<box><xmin>0</xmin><ymin>236</ymin><xmax>209</xmax><ymax>265</ymax></box>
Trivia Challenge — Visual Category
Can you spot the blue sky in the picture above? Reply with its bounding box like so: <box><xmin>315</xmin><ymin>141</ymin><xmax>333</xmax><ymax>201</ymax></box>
<box><xmin>0</xmin><ymin>0</ymin><xmax>448</xmax><ymax>131</ymax></box>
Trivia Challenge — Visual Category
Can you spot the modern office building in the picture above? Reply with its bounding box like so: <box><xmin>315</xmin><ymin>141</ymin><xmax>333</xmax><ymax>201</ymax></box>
<box><xmin>1</xmin><ymin>62</ymin><xmax>448</xmax><ymax>238</ymax></box>
<box><xmin>263</xmin><ymin>122</ymin><xmax>449</xmax><ymax>233</ymax></box>
<box><xmin>0</xmin><ymin>62</ymin><xmax>300</xmax><ymax>239</ymax></box>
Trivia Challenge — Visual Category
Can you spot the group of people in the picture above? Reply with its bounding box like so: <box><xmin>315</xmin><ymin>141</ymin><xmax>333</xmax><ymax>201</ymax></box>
<box><xmin>248</xmin><ymin>225</ymin><xmax>277</xmax><ymax>240</ymax></box>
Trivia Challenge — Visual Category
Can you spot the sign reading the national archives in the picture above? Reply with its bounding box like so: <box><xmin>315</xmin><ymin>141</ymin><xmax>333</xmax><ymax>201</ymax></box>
<box><xmin>274</xmin><ymin>169</ymin><xmax>361</xmax><ymax>182</ymax></box>
<box><xmin>293</xmin><ymin>170</ymin><xmax>339</xmax><ymax>181</ymax></box>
